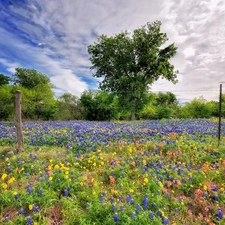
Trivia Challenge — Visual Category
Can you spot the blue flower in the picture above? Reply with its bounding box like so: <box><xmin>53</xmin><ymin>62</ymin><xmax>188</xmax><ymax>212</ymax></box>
<box><xmin>26</xmin><ymin>216</ymin><xmax>33</xmax><ymax>225</ymax></box>
<box><xmin>149</xmin><ymin>212</ymin><xmax>154</xmax><ymax>219</ymax></box>
<box><xmin>19</xmin><ymin>208</ymin><xmax>25</xmax><ymax>215</ymax></box>
<box><xmin>136</xmin><ymin>204</ymin><xmax>141</xmax><ymax>213</ymax></box>
<box><xmin>126</xmin><ymin>194</ymin><xmax>131</xmax><ymax>204</ymax></box>
<box><xmin>217</xmin><ymin>208</ymin><xmax>223</xmax><ymax>219</ymax></box>
<box><xmin>110</xmin><ymin>198</ymin><xmax>114</xmax><ymax>204</ymax></box>
<box><xmin>114</xmin><ymin>213</ymin><xmax>119</xmax><ymax>222</ymax></box>
<box><xmin>212</xmin><ymin>185</ymin><xmax>217</xmax><ymax>192</ymax></box>
<box><xmin>112</xmin><ymin>205</ymin><xmax>117</xmax><ymax>211</ymax></box>
<box><xmin>131</xmin><ymin>212</ymin><xmax>136</xmax><ymax>219</ymax></box>
<box><xmin>157</xmin><ymin>210</ymin><xmax>162</xmax><ymax>216</ymax></box>
<box><xmin>143</xmin><ymin>196</ymin><xmax>148</xmax><ymax>210</ymax></box>
<box><xmin>64</xmin><ymin>190</ymin><xmax>68</xmax><ymax>197</ymax></box>
<box><xmin>120</xmin><ymin>206</ymin><xmax>124</xmax><ymax>211</ymax></box>
<box><xmin>163</xmin><ymin>216</ymin><xmax>169</xmax><ymax>224</ymax></box>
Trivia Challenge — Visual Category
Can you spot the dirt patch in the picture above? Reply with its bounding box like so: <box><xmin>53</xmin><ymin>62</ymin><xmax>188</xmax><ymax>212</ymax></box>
<box><xmin>46</xmin><ymin>205</ymin><xmax>63</xmax><ymax>225</ymax></box>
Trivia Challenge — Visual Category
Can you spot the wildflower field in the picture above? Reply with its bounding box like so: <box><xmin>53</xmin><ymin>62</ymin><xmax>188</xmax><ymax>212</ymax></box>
<box><xmin>0</xmin><ymin>119</ymin><xmax>225</xmax><ymax>225</ymax></box>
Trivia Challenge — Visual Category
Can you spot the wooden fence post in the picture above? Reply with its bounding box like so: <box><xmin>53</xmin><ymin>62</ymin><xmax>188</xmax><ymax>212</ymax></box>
<box><xmin>15</xmin><ymin>90</ymin><xmax>24</xmax><ymax>151</ymax></box>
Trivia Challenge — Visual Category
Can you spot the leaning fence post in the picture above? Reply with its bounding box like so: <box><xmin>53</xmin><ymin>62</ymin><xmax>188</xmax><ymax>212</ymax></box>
<box><xmin>15</xmin><ymin>90</ymin><xmax>24</xmax><ymax>151</ymax></box>
<box><xmin>218</xmin><ymin>84</ymin><xmax>222</xmax><ymax>147</ymax></box>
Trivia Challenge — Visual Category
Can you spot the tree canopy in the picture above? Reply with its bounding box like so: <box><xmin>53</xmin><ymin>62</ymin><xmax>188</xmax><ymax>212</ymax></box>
<box><xmin>12</xmin><ymin>68</ymin><xmax>51</xmax><ymax>89</ymax></box>
<box><xmin>88</xmin><ymin>21</ymin><xmax>178</xmax><ymax>120</ymax></box>
<box><xmin>0</xmin><ymin>74</ymin><xmax>11</xmax><ymax>86</ymax></box>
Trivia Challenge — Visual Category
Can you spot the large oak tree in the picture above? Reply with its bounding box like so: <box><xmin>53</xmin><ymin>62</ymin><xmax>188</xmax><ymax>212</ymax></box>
<box><xmin>88</xmin><ymin>21</ymin><xmax>178</xmax><ymax>120</ymax></box>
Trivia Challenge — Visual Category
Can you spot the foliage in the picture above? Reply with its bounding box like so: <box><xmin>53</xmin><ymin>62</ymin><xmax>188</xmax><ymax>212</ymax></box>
<box><xmin>55</xmin><ymin>93</ymin><xmax>83</xmax><ymax>120</ymax></box>
<box><xmin>80</xmin><ymin>90</ymin><xmax>120</xmax><ymax>121</ymax></box>
<box><xmin>181</xmin><ymin>96</ymin><xmax>212</xmax><ymax>118</ymax></box>
<box><xmin>12</xmin><ymin>68</ymin><xmax>52</xmax><ymax>89</ymax></box>
<box><xmin>0</xmin><ymin>74</ymin><xmax>11</xmax><ymax>86</ymax></box>
<box><xmin>0</xmin><ymin>85</ymin><xmax>14</xmax><ymax>120</ymax></box>
<box><xmin>88</xmin><ymin>21</ymin><xmax>178</xmax><ymax>120</ymax></box>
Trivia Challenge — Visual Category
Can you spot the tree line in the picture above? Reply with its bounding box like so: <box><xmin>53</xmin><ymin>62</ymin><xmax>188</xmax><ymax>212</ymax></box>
<box><xmin>0</xmin><ymin>68</ymin><xmax>224</xmax><ymax>121</ymax></box>
<box><xmin>0</xmin><ymin>21</ymin><xmax>224</xmax><ymax>121</ymax></box>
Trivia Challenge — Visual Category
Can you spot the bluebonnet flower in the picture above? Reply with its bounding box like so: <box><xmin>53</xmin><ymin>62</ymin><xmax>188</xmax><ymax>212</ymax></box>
<box><xmin>166</xmin><ymin>192</ymin><xmax>170</xmax><ymax>198</ymax></box>
<box><xmin>27</xmin><ymin>185</ymin><xmax>32</xmax><ymax>194</ymax></box>
<box><xmin>131</xmin><ymin>212</ymin><xmax>136</xmax><ymax>219</ymax></box>
<box><xmin>126</xmin><ymin>194</ymin><xmax>131</xmax><ymax>203</ymax></box>
<box><xmin>39</xmin><ymin>189</ymin><xmax>43</xmax><ymax>196</ymax></box>
<box><xmin>64</xmin><ymin>189</ymin><xmax>68</xmax><ymax>197</ymax></box>
<box><xmin>149</xmin><ymin>212</ymin><xmax>154</xmax><ymax>219</ymax></box>
<box><xmin>217</xmin><ymin>208</ymin><xmax>223</xmax><ymax>219</ymax></box>
<box><xmin>163</xmin><ymin>216</ymin><xmax>169</xmax><ymax>224</ymax></box>
<box><xmin>112</xmin><ymin>205</ymin><xmax>117</xmax><ymax>211</ymax></box>
<box><xmin>110</xmin><ymin>198</ymin><xmax>114</xmax><ymax>204</ymax></box>
<box><xmin>114</xmin><ymin>213</ymin><xmax>119</xmax><ymax>222</ymax></box>
<box><xmin>213</xmin><ymin>195</ymin><xmax>219</xmax><ymax>201</ymax></box>
<box><xmin>130</xmin><ymin>198</ymin><xmax>134</xmax><ymax>205</ymax></box>
<box><xmin>152</xmin><ymin>203</ymin><xmax>157</xmax><ymax>209</ymax></box>
<box><xmin>120</xmin><ymin>206</ymin><xmax>124</xmax><ymax>211</ymax></box>
<box><xmin>143</xmin><ymin>195</ymin><xmax>148</xmax><ymax>210</ymax></box>
<box><xmin>4</xmin><ymin>217</ymin><xmax>10</xmax><ymax>222</ymax></box>
<box><xmin>67</xmin><ymin>186</ymin><xmax>71</xmax><ymax>191</ymax></box>
<box><xmin>157</xmin><ymin>210</ymin><xmax>162</xmax><ymax>216</ymax></box>
<box><xmin>212</xmin><ymin>185</ymin><xmax>217</xmax><ymax>192</ymax></box>
<box><xmin>136</xmin><ymin>204</ymin><xmax>141</xmax><ymax>213</ymax></box>
<box><xmin>100</xmin><ymin>193</ymin><xmax>105</xmax><ymax>202</ymax></box>
<box><xmin>19</xmin><ymin>208</ymin><xmax>25</xmax><ymax>215</ymax></box>
<box><xmin>174</xmin><ymin>208</ymin><xmax>178</xmax><ymax>213</ymax></box>
<box><xmin>26</xmin><ymin>216</ymin><xmax>33</xmax><ymax>225</ymax></box>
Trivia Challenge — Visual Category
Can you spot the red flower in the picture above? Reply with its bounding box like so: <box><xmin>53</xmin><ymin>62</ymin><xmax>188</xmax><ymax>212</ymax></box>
<box><xmin>109</xmin><ymin>176</ymin><xmax>116</xmax><ymax>184</ymax></box>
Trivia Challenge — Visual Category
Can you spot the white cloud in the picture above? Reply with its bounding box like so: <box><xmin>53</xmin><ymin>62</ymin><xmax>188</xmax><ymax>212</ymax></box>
<box><xmin>0</xmin><ymin>58</ymin><xmax>21</xmax><ymax>74</ymax></box>
<box><xmin>0</xmin><ymin>0</ymin><xmax>225</xmax><ymax>102</ymax></box>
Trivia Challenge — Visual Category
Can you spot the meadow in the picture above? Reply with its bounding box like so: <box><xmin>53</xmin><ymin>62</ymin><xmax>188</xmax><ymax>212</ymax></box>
<box><xmin>0</xmin><ymin>119</ymin><xmax>225</xmax><ymax>225</ymax></box>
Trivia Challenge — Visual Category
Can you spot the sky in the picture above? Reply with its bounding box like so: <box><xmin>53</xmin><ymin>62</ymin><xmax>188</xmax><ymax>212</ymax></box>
<box><xmin>0</xmin><ymin>0</ymin><xmax>225</xmax><ymax>103</ymax></box>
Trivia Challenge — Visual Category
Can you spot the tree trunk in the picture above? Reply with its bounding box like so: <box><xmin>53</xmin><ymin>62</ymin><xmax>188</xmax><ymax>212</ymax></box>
<box><xmin>131</xmin><ymin>99</ymin><xmax>136</xmax><ymax>120</ymax></box>
<box><xmin>15</xmin><ymin>90</ymin><xmax>24</xmax><ymax>151</ymax></box>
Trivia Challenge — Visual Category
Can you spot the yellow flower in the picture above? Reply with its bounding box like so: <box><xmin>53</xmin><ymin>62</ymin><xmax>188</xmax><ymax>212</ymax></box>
<box><xmin>34</xmin><ymin>222</ymin><xmax>38</xmax><ymax>225</ymax></box>
<box><xmin>49</xmin><ymin>176</ymin><xmax>53</xmax><ymax>181</ymax></box>
<box><xmin>2</xmin><ymin>183</ymin><xmax>8</xmax><ymax>189</ymax></box>
<box><xmin>158</xmin><ymin>181</ymin><xmax>163</xmax><ymax>187</ymax></box>
<box><xmin>93</xmin><ymin>163</ymin><xmax>96</xmax><ymax>167</ymax></box>
<box><xmin>29</xmin><ymin>204</ymin><xmax>33</xmax><ymax>210</ymax></box>
<box><xmin>129</xmin><ymin>189</ymin><xmax>134</xmax><ymax>193</ymax></box>
<box><xmin>13</xmin><ymin>191</ymin><xmax>18</xmax><ymax>195</ymax></box>
<box><xmin>1</xmin><ymin>174</ymin><xmax>7</xmax><ymax>180</ymax></box>
<box><xmin>203</xmin><ymin>185</ymin><xmax>207</xmax><ymax>191</ymax></box>
<box><xmin>144</xmin><ymin>178</ymin><xmax>149</xmax><ymax>184</ymax></box>
<box><xmin>54</xmin><ymin>164</ymin><xmax>59</xmax><ymax>169</ymax></box>
<box><xmin>8</xmin><ymin>177</ymin><xmax>15</xmax><ymax>184</ymax></box>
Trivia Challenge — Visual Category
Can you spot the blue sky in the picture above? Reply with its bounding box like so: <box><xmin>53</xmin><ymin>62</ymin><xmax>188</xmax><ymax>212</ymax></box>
<box><xmin>0</xmin><ymin>0</ymin><xmax>225</xmax><ymax>102</ymax></box>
